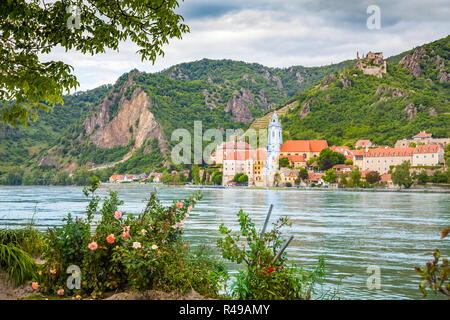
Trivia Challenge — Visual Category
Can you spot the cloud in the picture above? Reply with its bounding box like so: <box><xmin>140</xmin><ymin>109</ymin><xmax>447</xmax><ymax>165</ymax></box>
<box><xmin>40</xmin><ymin>0</ymin><xmax>450</xmax><ymax>92</ymax></box>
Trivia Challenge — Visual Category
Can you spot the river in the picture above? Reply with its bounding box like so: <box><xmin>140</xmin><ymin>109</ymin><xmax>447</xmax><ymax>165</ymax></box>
<box><xmin>0</xmin><ymin>184</ymin><xmax>448</xmax><ymax>300</ymax></box>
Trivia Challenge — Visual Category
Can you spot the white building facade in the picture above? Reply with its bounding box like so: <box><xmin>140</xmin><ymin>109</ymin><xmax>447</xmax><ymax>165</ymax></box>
<box><xmin>262</xmin><ymin>113</ymin><xmax>283</xmax><ymax>186</ymax></box>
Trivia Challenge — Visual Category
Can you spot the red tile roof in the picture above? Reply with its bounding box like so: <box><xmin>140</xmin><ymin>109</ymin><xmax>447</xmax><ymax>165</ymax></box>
<box><xmin>223</xmin><ymin>148</ymin><xmax>267</xmax><ymax>161</ymax></box>
<box><xmin>413</xmin><ymin>131</ymin><xmax>432</xmax><ymax>138</ymax></box>
<box><xmin>351</xmin><ymin>149</ymin><xmax>366</xmax><ymax>156</ymax></box>
<box><xmin>223</xmin><ymin>150</ymin><xmax>250</xmax><ymax>161</ymax></box>
<box><xmin>413</xmin><ymin>145</ymin><xmax>442</xmax><ymax>154</ymax></box>
<box><xmin>331</xmin><ymin>145</ymin><xmax>350</xmax><ymax>153</ymax></box>
<box><xmin>220</xmin><ymin>141</ymin><xmax>251</xmax><ymax>151</ymax></box>
<box><xmin>366</xmin><ymin>147</ymin><xmax>415</xmax><ymax>157</ymax></box>
<box><xmin>287</xmin><ymin>155</ymin><xmax>306</xmax><ymax>162</ymax></box>
<box><xmin>280</xmin><ymin>140</ymin><xmax>328</xmax><ymax>153</ymax></box>
<box><xmin>249</xmin><ymin>148</ymin><xmax>267</xmax><ymax>160</ymax></box>
<box><xmin>308</xmin><ymin>172</ymin><xmax>324</xmax><ymax>182</ymax></box>
<box><xmin>355</xmin><ymin>140</ymin><xmax>372</xmax><ymax>147</ymax></box>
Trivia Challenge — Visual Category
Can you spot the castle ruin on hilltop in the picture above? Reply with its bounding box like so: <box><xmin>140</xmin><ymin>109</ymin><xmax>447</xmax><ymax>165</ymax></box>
<box><xmin>355</xmin><ymin>51</ymin><xmax>387</xmax><ymax>78</ymax></box>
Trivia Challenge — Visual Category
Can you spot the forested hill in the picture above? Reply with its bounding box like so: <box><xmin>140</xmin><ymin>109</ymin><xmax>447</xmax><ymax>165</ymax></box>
<box><xmin>279</xmin><ymin>36</ymin><xmax>450</xmax><ymax>147</ymax></box>
<box><xmin>0</xmin><ymin>86</ymin><xmax>110</xmax><ymax>172</ymax></box>
<box><xmin>0</xmin><ymin>35</ymin><xmax>449</xmax><ymax>184</ymax></box>
<box><xmin>0</xmin><ymin>58</ymin><xmax>352</xmax><ymax>177</ymax></box>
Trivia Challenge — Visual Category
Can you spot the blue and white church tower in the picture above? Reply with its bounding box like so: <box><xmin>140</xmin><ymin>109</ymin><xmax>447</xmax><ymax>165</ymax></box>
<box><xmin>263</xmin><ymin>112</ymin><xmax>282</xmax><ymax>185</ymax></box>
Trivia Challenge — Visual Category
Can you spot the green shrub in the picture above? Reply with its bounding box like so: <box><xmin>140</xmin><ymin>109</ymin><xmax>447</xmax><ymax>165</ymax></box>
<box><xmin>0</xmin><ymin>243</ymin><xmax>37</xmax><ymax>286</ymax></box>
<box><xmin>0</xmin><ymin>227</ymin><xmax>44</xmax><ymax>256</ymax></box>
<box><xmin>37</xmin><ymin>178</ymin><xmax>225</xmax><ymax>299</ymax></box>
<box><xmin>415</xmin><ymin>228</ymin><xmax>449</xmax><ymax>298</ymax></box>
<box><xmin>217</xmin><ymin>209</ymin><xmax>327</xmax><ymax>300</ymax></box>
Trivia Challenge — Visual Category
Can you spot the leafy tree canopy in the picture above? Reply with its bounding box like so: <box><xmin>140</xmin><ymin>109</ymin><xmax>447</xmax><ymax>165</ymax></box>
<box><xmin>365</xmin><ymin>171</ymin><xmax>381</xmax><ymax>184</ymax></box>
<box><xmin>392</xmin><ymin>161</ymin><xmax>413</xmax><ymax>188</ymax></box>
<box><xmin>279</xmin><ymin>157</ymin><xmax>290</xmax><ymax>168</ymax></box>
<box><xmin>322</xmin><ymin>168</ymin><xmax>337</xmax><ymax>183</ymax></box>
<box><xmin>317</xmin><ymin>148</ymin><xmax>346</xmax><ymax>170</ymax></box>
<box><xmin>237</xmin><ymin>174</ymin><xmax>248</xmax><ymax>184</ymax></box>
<box><xmin>0</xmin><ymin>0</ymin><xmax>189</xmax><ymax>126</ymax></box>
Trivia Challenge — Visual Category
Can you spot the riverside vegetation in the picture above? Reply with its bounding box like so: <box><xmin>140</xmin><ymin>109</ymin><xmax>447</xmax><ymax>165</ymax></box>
<box><xmin>0</xmin><ymin>177</ymin><xmax>334</xmax><ymax>300</ymax></box>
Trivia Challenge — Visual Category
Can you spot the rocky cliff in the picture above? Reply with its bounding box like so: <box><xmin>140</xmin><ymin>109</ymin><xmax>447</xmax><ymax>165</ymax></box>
<box><xmin>82</xmin><ymin>73</ymin><xmax>168</xmax><ymax>159</ymax></box>
<box><xmin>224</xmin><ymin>88</ymin><xmax>254</xmax><ymax>123</ymax></box>
<box><xmin>395</xmin><ymin>36</ymin><xmax>450</xmax><ymax>83</ymax></box>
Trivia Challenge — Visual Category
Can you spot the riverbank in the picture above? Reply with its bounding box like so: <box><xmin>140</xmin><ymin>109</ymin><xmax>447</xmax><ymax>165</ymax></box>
<box><xmin>103</xmin><ymin>182</ymin><xmax>450</xmax><ymax>194</ymax></box>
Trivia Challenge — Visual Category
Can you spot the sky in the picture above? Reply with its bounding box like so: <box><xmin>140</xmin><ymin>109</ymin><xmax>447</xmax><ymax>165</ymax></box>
<box><xmin>43</xmin><ymin>0</ymin><xmax>450</xmax><ymax>92</ymax></box>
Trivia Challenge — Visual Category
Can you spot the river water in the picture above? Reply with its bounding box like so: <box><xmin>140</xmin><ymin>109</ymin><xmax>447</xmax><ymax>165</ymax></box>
<box><xmin>0</xmin><ymin>185</ymin><xmax>448</xmax><ymax>300</ymax></box>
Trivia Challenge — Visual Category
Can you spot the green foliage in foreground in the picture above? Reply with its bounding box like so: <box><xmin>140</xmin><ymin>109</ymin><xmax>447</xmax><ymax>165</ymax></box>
<box><xmin>37</xmin><ymin>179</ymin><xmax>226</xmax><ymax>299</ymax></box>
<box><xmin>0</xmin><ymin>0</ymin><xmax>189</xmax><ymax>127</ymax></box>
<box><xmin>0</xmin><ymin>244</ymin><xmax>37</xmax><ymax>286</ymax></box>
<box><xmin>0</xmin><ymin>228</ymin><xmax>44</xmax><ymax>257</ymax></box>
<box><xmin>392</xmin><ymin>161</ymin><xmax>413</xmax><ymax>188</ymax></box>
<box><xmin>217</xmin><ymin>210</ymin><xmax>333</xmax><ymax>300</ymax></box>
<box><xmin>0</xmin><ymin>216</ymin><xmax>43</xmax><ymax>286</ymax></box>
<box><xmin>415</xmin><ymin>228</ymin><xmax>449</xmax><ymax>298</ymax></box>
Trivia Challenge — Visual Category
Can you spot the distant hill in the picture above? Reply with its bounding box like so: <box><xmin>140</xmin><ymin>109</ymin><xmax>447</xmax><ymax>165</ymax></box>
<box><xmin>0</xmin><ymin>58</ymin><xmax>352</xmax><ymax>177</ymax></box>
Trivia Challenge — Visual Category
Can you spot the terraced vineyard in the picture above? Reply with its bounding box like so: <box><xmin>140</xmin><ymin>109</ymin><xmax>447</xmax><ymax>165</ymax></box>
<box><xmin>249</xmin><ymin>100</ymin><xmax>299</xmax><ymax>130</ymax></box>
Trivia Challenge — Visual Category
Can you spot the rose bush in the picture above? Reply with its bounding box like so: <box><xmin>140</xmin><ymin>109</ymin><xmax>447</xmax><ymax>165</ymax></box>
<box><xmin>35</xmin><ymin>177</ymin><xmax>226</xmax><ymax>299</ymax></box>
<box><xmin>217</xmin><ymin>209</ymin><xmax>328</xmax><ymax>300</ymax></box>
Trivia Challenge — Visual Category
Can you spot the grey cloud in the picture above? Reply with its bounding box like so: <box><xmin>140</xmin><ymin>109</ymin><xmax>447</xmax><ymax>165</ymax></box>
<box><xmin>178</xmin><ymin>1</ymin><xmax>241</xmax><ymax>19</ymax></box>
<box><xmin>47</xmin><ymin>0</ymin><xmax>449</xmax><ymax>92</ymax></box>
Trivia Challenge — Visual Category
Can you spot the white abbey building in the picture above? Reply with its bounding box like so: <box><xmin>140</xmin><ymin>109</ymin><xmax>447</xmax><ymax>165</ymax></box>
<box><xmin>219</xmin><ymin>112</ymin><xmax>282</xmax><ymax>186</ymax></box>
<box><xmin>261</xmin><ymin>113</ymin><xmax>283</xmax><ymax>186</ymax></box>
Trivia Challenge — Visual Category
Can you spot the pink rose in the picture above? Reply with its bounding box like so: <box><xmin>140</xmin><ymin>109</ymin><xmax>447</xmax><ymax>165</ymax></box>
<box><xmin>57</xmin><ymin>289</ymin><xmax>64</xmax><ymax>296</ymax></box>
<box><xmin>122</xmin><ymin>231</ymin><xmax>130</xmax><ymax>240</ymax></box>
<box><xmin>88</xmin><ymin>241</ymin><xmax>98</xmax><ymax>250</ymax></box>
<box><xmin>32</xmin><ymin>282</ymin><xmax>39</xmax><ymax>290</ymax></box>
<box><xmin>114</xmin><ymin>211</ymin><xmax>122</xmax><ymax>219</ymax></box>
<box><xmin>187</xmin><ymin>205</ymin><xmax>193</xmax><ymax>212</ymax></box>
<box><xmin>176</xmin><ymin>202</ymin><xmax>183</xmax><ymax>209</ymax></box>
<box><xmin>192</xmin><ymin>198</ymin><xmax>197</xmax><ymax>202</ymax></box>
<box><xmin>179</xmin><ymin>221</ymin><xmax>184</xmax><ymax>227</ymax></box>
<box><xmin>107</xmin><ymin>234</ymin><xmax>115</xmax><ymax>244</ymax></box>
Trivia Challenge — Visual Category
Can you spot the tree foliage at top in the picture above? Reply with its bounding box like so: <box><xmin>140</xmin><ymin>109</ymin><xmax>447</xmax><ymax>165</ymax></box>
<box><xmin>0</xmin><ymin>0</ymin><xmax>189</xmax><ymax>126</ymax></box>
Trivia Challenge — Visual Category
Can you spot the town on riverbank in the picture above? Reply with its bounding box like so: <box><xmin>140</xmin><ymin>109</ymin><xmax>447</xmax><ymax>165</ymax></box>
<box><xmin>107</xmin><ymin>123</ymin><xmax>450</xmax><ymax>191</ymax></box>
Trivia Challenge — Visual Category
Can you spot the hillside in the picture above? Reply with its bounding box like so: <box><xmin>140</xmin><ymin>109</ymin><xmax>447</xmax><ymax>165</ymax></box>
<box><xmin>279</xmin><ymin>36</ymin><xmax>450</xmax><ymax>147</ymax></box>
<box><xmin>249</xmin><ymin>100</ymin><xmax>299</xmax><ymax>130</ymax></box>
<box><xmin>2</xmin><ymin>59</ymin><xmax>351</xmax><ymax>176</ymax></box>
<box><xmin>0</xmin><ymin>36</ymin><xmax>449</xmax><ymax>184</ymax></box>
<box><xmin>0</xmin><ymin>85</ymin><xmax>110</xmax><ymax>172</ymax></box>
